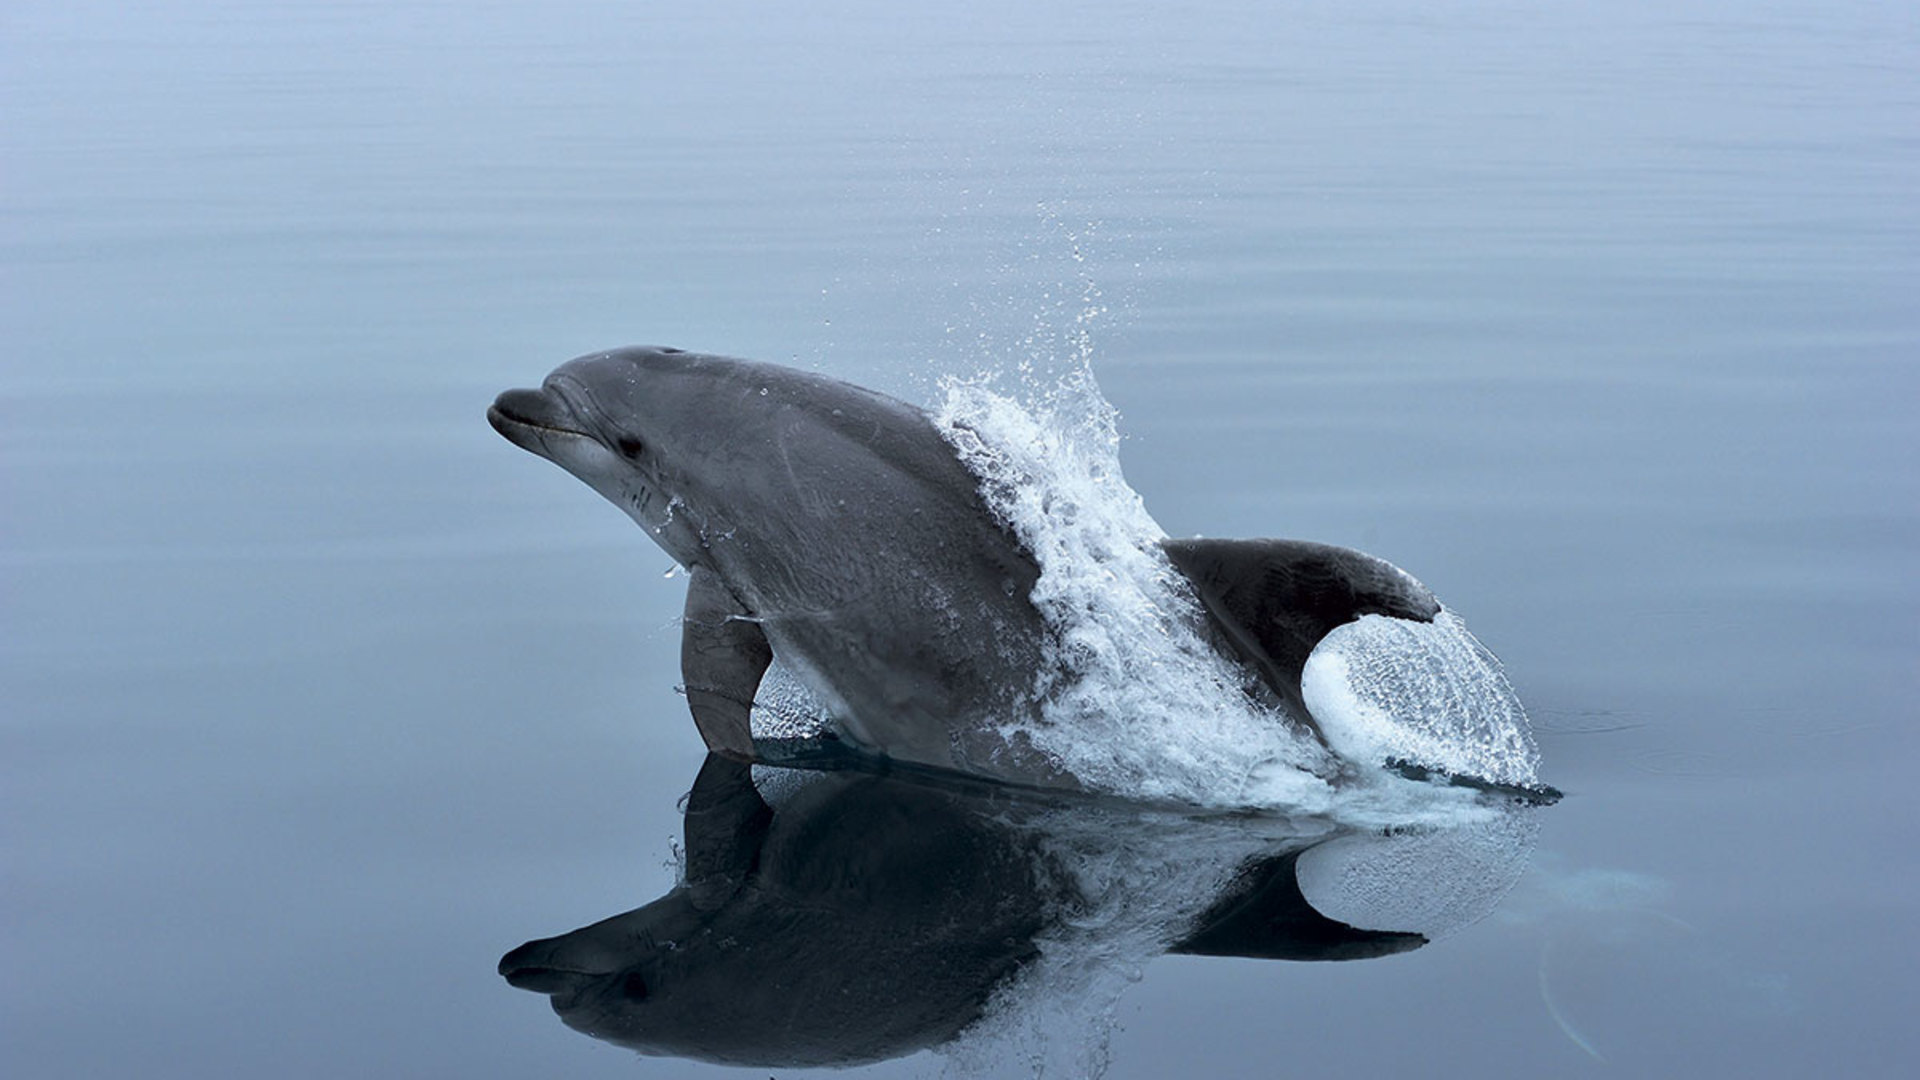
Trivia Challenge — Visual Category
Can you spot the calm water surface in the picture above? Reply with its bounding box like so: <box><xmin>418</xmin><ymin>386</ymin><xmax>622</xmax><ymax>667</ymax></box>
<box><xmin>5</xmin><ymin>1</ymin><xmax>1916</xmax><ymax>1076</ymax></box>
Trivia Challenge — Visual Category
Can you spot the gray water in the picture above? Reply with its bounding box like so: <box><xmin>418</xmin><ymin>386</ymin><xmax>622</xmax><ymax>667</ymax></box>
<box><xmin>6</xmin><ymin>0</ymin><xmax>1917</xmax><ymax>1076</ymax></box>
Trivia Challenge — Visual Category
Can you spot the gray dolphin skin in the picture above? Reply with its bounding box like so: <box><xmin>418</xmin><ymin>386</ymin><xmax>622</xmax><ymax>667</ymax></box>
<box><xmin>489</xmin><ymin>346</ymin><xmax>1053</xmax><ymax>777</ymax></box>
<box><xmin>488</xmin><ymin>346</ymin><xmax>1447</xmax><ymax>784</ymax></box>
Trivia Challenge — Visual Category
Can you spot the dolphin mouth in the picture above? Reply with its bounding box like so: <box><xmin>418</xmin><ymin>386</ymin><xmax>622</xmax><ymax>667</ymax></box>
<box><xmin>499</xmin><ymin>960</ymin><xmax>582</xmax><ymax>994</ymax></box>
<box><xmin>499</xmin><ymin>937</ymin><xmax>627</xmax><ymax>1012</ymax></box>
<box><xmin>500</xmin><ymin>958</ymin><xmax>602</xmax><ymax>997</ymax></box>
<box><xmin>488</xmin><ymin>385</ymin><xmax>598</xmax><ymax>450</ymax></box>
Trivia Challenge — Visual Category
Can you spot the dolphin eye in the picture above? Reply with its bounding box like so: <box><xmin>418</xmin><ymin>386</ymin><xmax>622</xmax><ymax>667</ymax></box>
<box><xmin>616</xmin><ymin>436</ymin><xmax>644</xmax><ymax>459</ymax></box>
<box><xmin>621</xmin><ymin>971</ymin><xmax>649</xmax><ymax>1001</ymax></box>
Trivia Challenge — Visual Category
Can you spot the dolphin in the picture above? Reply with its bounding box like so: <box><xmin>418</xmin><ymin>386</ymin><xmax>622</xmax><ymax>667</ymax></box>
<box><xmin>488</xmin><ymin>346</ymin><xmax>1448</xmax><ymax>785</ymax></box>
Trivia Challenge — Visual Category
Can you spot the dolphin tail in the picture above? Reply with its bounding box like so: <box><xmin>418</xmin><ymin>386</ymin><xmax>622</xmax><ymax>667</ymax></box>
<box><xmin>1160</xmin><ymin>537</ymin><xmax>1440</xmax><ymax>734</ymax></box>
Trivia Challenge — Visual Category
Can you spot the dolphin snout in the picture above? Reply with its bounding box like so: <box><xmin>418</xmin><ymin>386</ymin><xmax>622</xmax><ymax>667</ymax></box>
<box><xmin>487</xmin><ymin>385</ymin><xmax>604</xmax><ymax>463</ymax></box>
<box><xmin>498</xmin><ymin>934</ymin><xmax>632</xmax><ymax>1004</ymax></box>
<box><xmin>500</xmin><ymin>931</ymin><xmax>630</xmax><ymax>977</ymax></box>
<box><xmin>489</xmin><ymin>386</ymin><xmax>576</xmax><ymax>432</ymax></box>
<box><xmin>499</xmin><ymin>959</ymin><xmax>589</xmax><ymax>995</ymax></box>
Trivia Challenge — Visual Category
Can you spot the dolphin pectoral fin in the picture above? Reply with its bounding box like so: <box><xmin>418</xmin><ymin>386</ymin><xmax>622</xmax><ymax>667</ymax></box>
<box><xmin>1161</xmin><ymin>538</ymin><xmax>1440</xmax><ymax>726</ymax></box>
<box><xmin>681</xmin><ymin>753</ymin><xmax>774</xmax><ymax>909</ymax></box>
<box><xmin>681</xmin><ymin>568</ymin><xmax>773</xmax><ymax>761</ymax></box>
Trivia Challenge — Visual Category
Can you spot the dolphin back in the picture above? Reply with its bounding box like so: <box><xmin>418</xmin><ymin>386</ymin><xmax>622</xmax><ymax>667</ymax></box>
<box><xmin>1161</xmin><ymin>538</ymin><xmax>1440</xmax><ymax>729</ymax></box>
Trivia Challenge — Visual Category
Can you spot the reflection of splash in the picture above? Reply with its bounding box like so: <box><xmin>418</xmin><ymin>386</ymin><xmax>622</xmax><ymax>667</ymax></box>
<box><xmin>951</xmin><ymin>808</ymin><xmax>1319</xmax><ymax>1077</ymax></box>
<box><xmin>954</xmin><ymin>804</ymin><xmax>1541</xmax><ymax>1077</ymax></box>
<box><xmin>1296</xmin><ymin>810</ymin><xmax>1542</xmax><ymax>939</ymax></box>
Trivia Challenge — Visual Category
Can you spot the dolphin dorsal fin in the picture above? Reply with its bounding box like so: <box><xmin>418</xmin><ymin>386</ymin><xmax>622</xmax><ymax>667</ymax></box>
<box><xmin>1161</xmin><ymin>538</ymin><xmax>1439</xmax><ymax>726</ymax></box>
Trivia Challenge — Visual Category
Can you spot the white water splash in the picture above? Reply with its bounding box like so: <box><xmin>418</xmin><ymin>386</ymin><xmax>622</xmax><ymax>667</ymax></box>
<box><xmin>748</xmin><ymin>661</ymin><xmax>833</xmax><ymax>740</ymax></box>
<box><xmin>932</xmin><ymin>359</ymin><xmax>1543</xmax><ymax>813</ymax></box>
<box><xmin>935</xmin><ymin>369</ymin><xmax>1336</xmax><ymax>810</ymax></box>
<box><xmin>1304</xmin><ymin>610</ymin><xmax>1543</xmax><ymax>787</ymax></box>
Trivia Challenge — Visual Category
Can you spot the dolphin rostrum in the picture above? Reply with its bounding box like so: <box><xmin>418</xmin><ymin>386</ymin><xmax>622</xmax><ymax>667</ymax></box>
<box><xmin>488</xmin><ymin>346</ymin><xmax>1449</xmax><ymax>785</ymax></box>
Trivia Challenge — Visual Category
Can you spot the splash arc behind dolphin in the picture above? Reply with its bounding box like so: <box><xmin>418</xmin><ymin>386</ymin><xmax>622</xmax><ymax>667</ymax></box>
<box><xmin>487</xmin><ymin>346</ymin><xmax>1520</xmax><ymax>790</ymax></box>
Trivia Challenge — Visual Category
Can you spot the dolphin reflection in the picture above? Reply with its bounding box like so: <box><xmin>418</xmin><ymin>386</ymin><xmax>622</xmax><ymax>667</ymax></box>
<box><xmin>500</xmin><ymin>754</ymin><xmax>1537</xmax><ymax>1068</ymax></box>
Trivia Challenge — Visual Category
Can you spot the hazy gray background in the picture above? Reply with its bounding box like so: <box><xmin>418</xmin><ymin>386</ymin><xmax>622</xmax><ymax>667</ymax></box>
<box><xmin>5</xmin><ymin>0</ymin><xmax>1916</xmax><ymax>1076</ymax></box>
